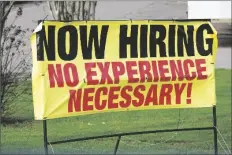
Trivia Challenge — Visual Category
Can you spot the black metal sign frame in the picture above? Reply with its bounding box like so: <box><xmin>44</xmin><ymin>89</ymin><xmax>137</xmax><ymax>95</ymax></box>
<box><xmin>36</xmin><ymin>19</ymin><xmax>218</xmax><ymax>155</ymax></box>
<box><xmin>42</xmin><ymin>106</ymin><xmax>218</xmax><ymax>155</ymax></box>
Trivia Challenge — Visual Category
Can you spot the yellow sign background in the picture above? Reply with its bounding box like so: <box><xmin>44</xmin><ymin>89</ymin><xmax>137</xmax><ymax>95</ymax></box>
<box><xmin>30</xmin><ymin>20</ymin><xmax>218</xmax><ymax>120</ymax></box>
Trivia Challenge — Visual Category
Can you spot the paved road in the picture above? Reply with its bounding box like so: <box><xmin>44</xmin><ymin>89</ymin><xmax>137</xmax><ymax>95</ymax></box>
<box><xmin>5</xmin><ymin>1</ymin><xmax>231</xmax><ymax>69</ymax></box>
<box><xmin>216</xmin><ymin>47</ymin><xmax>231</xmax><ymax>69</ymax></box>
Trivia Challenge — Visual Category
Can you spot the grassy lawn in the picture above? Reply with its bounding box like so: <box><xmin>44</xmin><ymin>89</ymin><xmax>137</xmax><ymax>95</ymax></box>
<box><xmin>1</xmin><ymin>69</ymin><xmax>231</xmax><ymax>154</ymax></box>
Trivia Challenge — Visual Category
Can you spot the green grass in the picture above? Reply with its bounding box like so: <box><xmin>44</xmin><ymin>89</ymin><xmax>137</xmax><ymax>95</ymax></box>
<box><xmin>1</xmin><ymin>69</ymin><xmax>231</xmax><ymax>154</ymax></box>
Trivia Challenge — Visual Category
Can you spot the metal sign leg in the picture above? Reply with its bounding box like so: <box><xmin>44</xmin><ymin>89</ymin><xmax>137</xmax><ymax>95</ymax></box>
<box><xmin>43</xmin><ymin>120</ymin><xmax>48</xmax><ymax>155</ymax></box>
<box><xmin>213</xmin><ymin>106</ymin><xmax>218</xmax><ymax>155</ymax></box>
<box><xmin>114</xmin><ymin>136</ymin><xmax>121</xmax><ymax>155</ymax></box>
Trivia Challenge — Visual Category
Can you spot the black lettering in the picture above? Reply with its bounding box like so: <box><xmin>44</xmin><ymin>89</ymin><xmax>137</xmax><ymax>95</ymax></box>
<box><xmin>80</xmin><ymin>25</ymin><xmax>109</xmax><ymax>59</ymax></box>
<box><xmin>37</xmin><ymin>26</ymin><xmax>55</xmax><ymax>61</ymax></box>
<box><xmin>140</xmin><ymin>25</ymin><xmax>148</xmax><ymax>58</ymax></box>
<box><xmin>58</xmin><ymin>25</ymin><xmax>78</xmax><ymax>61</ymax></box>
<box><xmin>119</xmin><ymin>25</ymin><xmax>138</xmax><ymax>58</ymax></box>
<box><xmin>168</xmin><ymin>25</ymin><xmax>176</xmax><ymax>57</ymax></box>
<box><xmin>177</xmin><ymin>25</ymin><xmax>194</xmax><ymax>57</ymax></box>
<box><xmin>150</xmin><ymin>25</ymin><xmax>166</xmax><ymax>57</ymax></box>
<box><xmin>196</xmin><ymin>24</ymin><xmax>214</xmax><ymax>56</ymax></box>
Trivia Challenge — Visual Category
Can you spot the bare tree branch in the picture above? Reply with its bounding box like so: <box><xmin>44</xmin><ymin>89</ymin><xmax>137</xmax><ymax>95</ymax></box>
<box><xmin>48</xmin><ymin>1</ymin><xmax>59</xmax><ymax>20</ymax></box>
<box><xmin>1</xmin><ymin>7</ymin><xmax>32</xmax><ymax>118</ymax></box>
<box><xmin>82</xmin><ymin>1</ymin><xmax>86</xmax><ymax>20</ymax></box>
<box><xmin>77</xmin><ymin>1</ymin><xmax>81</xmax><ymax>20</ymax></box>
<box><xmin>1</xmin><ymin>1</ymin><xmax>15</xmax><ymax>22</ymax></box>
<box><xmin>48</xmin><ymin>1</ymin><xmax>97</xmax><ymax>21</ymax></box>
<box><xmin>87</xmin><ymin>2</ymin><xmax>91</xmax><ymax>20</ymax></box>
<box><xmin>71</xmin><ymin>1</ymin><xmax>76</xmax><ymax>20</ymax></box>
<box><xmin>92</xmin><ymin>2</ymin><xmax>97</xmax><ymax>20</ymax></box>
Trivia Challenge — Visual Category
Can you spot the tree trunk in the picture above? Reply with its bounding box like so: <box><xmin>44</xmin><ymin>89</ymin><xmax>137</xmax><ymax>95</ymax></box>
<box><xmin>0</xmin><ymin>2</ymin><xmax>5</xmax><ymax>43</ymax></box>
<box><xmin>0</xmin><ymin>1</ymin><xmax>15</xmax><ymax>120</ymax></box>
<box><xmin>0</xmin><ymin>2</ymin><xmax>4</xmax><ymax>153</ymax></box>
<box><xmin>48</xmin><ymin>1</ymin><xmax>97</xmax><ymax>21</ymax></box>
<box><xmin>0</xmin><ymin>2</ymin><xmax>5</xmax><ymax>112</ymax></box>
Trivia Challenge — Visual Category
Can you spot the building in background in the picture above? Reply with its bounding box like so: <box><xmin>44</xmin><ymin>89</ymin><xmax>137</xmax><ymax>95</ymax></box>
<box><xmin>188</xmin><ymin>1</ymin><xmax>231</xmax><ymax>19</ymax></box>
<box><xmin>188</xmin><ymin>1</ymin><xmax>231</xmax><ymax>47</ymax></box>
<box><xmin>4</xmin><ymin>1</ymin><xmax>231</xmax><ymax>69</ymax></box>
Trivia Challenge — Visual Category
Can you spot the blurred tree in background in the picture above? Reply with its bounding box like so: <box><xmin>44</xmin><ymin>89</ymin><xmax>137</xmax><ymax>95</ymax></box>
<box><xmin>48</xmin><ymin>1</ymin><xmax>97</xmax><ymax>20</ymax></box>
<box><xmin>0</xmin><ymin>1</ymin><xmax>32</xmax><ymax>119</ymax></box>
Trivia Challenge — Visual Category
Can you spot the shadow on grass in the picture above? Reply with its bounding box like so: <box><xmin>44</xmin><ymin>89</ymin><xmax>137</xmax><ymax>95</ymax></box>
<box><xmin>2</xmin><ymin>117</ymin><xmax>33</xmax><ymax>125</ymax></box>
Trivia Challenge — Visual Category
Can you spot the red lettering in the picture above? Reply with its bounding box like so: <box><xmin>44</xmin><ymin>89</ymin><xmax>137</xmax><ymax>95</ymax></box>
<box><xmin>63</xmin><ymin>63</ymin><xmax>79</xmax><ymax>87</ymax></box>
<box><xmin>83</xmin><ymin>88</ymin><xmax>94</xmax><ymax>111</ymax></box>
<box><xmin>48</xmin><ymin>64</ymin><xmax>64</xmax><ymax>88</ymax></box>
<box><xmin>68</xmin><ymin>89</ymin><xmax>82</xmax><ymax>112</ymax></box>
<box><xmin>174</xmin><ymin>83</ymin><xmax>186</xmax><ymax>104</ymax></box>
<box><xmin>95</xmin><ymin>87</ymin><xmax>108</xmax><ymax>110</ymax></box>
<box><xmin>133</xmin><ymin>85</ymin><xmax>145</xmax><ymax>107</ymax></box>
<box><xmin>159</xmin><ymin>84</ymin><xmax>172</xmax><ymax>105</ymax></box>
<box><xmin>183</xmin><ymin>59</ymin><xmax>197</xmax><ymax>81</ymax></box>
<box><xmin>97</xmin><ymin>62</ymin><xmax>113</xmax><ymax>84</ymax></box>
<box><xmin>108</xmin><ymin>86</ymin><xmax>120</xmax><ymax>109</ymax></box>
<box><xmin>126</xmin><ymin>61</ymin><xmax>139</xmax><ymax>83</ymax></box>
<box><xmin>169</xmin><ymin>60</ymin><xmax>184</xmax><ymax>81</ymax></box>
<box><xmin>144</xmin><ymin>84</ymin><xmax>158</xmax><ymax>106</ymax></box>
<box><xmin>112</xmin><ymin>62</ymin><xmax>125</xmax><ymax>84</ymax></box>
<box><xmin>85</xmin><ymin>63</ymin><xmax>99</xmax><ymax>85</ymax></box>
<box><xmin>186</xmin><ymin>83</ymin><xmax>193</xmax><ymax>104</ymax></box>
<box><xmin>195</xmin><ymin>59</ymin><xmax>208</xmax><ymax>80</ymax></box>
<box><xmin>119</xmin><ymin>85</ymin><xmax>132</xmax><ymax>108</ymax></box>
<box><xmin>158</xmin><ymin>60</ymin><xmax>171</xmax><ymax>82</ymax></box>
<box><xmin>139</xmin><ymin>61</ymin><xmax>152</xmax><ymax>82</ymax></box>
<box><xmin>151</xmin><ymin>61</ymin><xmax>159</xmax><ymax>82</ymax></box>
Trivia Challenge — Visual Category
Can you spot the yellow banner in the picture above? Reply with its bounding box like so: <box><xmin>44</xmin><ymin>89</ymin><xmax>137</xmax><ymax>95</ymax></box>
<box><xmin>30</xmin><ymin>20</ymin><xmax>218</xmax><ymax>120</ymax></box>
